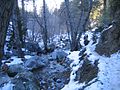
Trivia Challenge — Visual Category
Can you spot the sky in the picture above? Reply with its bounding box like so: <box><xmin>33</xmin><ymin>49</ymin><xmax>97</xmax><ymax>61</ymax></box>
<box><xmin>19</xmin><ymin>0</ymin><xmax>64</xmax><ymax>13</ymax></box>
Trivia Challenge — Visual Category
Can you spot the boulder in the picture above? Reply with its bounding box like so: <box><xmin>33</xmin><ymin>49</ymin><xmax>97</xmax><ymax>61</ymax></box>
<box><xmin>5</xmin><ymin>52</ymin><xmax>12</xmax><ymax>59</ymax></box>
<box><xmin>34</xmin><ymin>61</ymin><xmax>71</xmax><ymax>90</ymax></box>
<box><xmin>0</xmin><ymin>72</ymin><xmax>11</xmax><ymax>87</ymax></box>
<box><xmin>96</xmin><ymin>24</ymin><xmax>120</xmax><ymax>56</ymax></box>
<box><xmin>75</xmin><ymin>58</ymin><xmax>99</xmax><ymax>84</ymax></box>
<box><xmin>49</xmin><ymin>50</ymin><xmax>68</xmax><ymax>63</ymax></box>
<box><xmin>47</xmin><ymin>43</ymin><xmax>55</xmax><ymax>53</ymax></box>
<box><xmin>25</xmin><ymin>42</ymin><xmax>42</xmax><ymax>53</ymax></box>
<box><xmin>24</xmin><ymin>56</ymin><xmax>47</xmax><ymax>71</ymax></box>
<box><xmin>11</xmin><ymin>71</ymin><xmax>40</xmax><ymax>90</ymax></box>
<box><xmin>96</xmin><ymin>10</ymin><xmax>120</xmax><ymax>56</ymax></box>
<box><xmin>7</xmin><ymin>64</ymin><xmax>27</xmax><ymax>77</ymax></box>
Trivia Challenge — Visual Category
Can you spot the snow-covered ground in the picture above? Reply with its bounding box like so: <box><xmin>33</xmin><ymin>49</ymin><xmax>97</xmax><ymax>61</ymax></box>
<box><xmin>62</xmin><ymin>31</ymin><xmax>120</xmax><ymax>90</ymax></box>
<box><xmin>1</xmin><ymin>30</ymin><xmax>120</xmax><ymax>90</ymax></box>
<box><xmin>62</xmin><ymin>51</ymin><xmax>85</xmax><ymax>90</ymax></box>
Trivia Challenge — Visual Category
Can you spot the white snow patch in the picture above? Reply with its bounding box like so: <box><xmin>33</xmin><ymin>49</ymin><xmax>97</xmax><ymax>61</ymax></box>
<box><xmin>102</xmin><ymin>25</ymin><xmax>113</xmax><ymax>33</ymax></box>
<box><xmin>24</xmin><ymin>55</ymin><xmax>32</xmax><ymax>59</ymax></box>
<box><xmin>62</xmin><ymin>51</ymin><xmax>85</xmax><ymax>90</ymax></box>
<box><xmin>85</xmin><ymin>52</ymin><xmax>120</xmax><ymax>90</ymax></box>
<box><xmin>0</xmin><ymin>82</ymin><xmax>14</xmax><ymax>90</ymax></box>
<box><xmin>6</xmin><ymin>56</ymin><xmax>23</xmax><ymax>66</ymax></box>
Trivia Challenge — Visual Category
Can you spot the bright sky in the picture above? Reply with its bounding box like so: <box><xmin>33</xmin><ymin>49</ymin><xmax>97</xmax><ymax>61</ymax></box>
<box><xmin>19</xmin><ymin>0</ymin><xmax>64</xmax><ymax>13</ymax></box>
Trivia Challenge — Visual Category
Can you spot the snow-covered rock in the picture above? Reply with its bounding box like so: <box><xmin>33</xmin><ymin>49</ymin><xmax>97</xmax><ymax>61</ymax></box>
<box><xmin>7</xmin><ymin>64</ymin><xmax>27</xmax><ymax>77</ymax></box>
<box><xmin>49</xmin><ymin>50</ymin><xmax>68</xmax><ymax>62</ymax></box>
<box><xmin>24</xmin><ymin>56</ymin><xmax>47</xmax><ymax>71</ymax></box>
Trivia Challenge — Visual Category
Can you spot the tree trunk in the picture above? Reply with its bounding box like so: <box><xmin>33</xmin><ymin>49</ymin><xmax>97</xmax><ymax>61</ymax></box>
<box><xmin>21</xmin><ymin>0</ymin><xmax>27</xmax><ymax>47</ymax></box>
<box><xmin>64</xmin><ymin>0</ymin><xmax>93</xmax><ymax>51</ymax></box>
<box><xmin>12</xmin><ymin>0</ymin><xmax>24</xmax><ymax>58</ymax></box>
<box><xmin>43</xmin><ymin>0</ymin><xmax>48</xmax><ymax>51</ymax></box>
<box><xmin>0</xmin><ymin>0</ymin><xmax>15</xmax><ymax>62</ymax></box>
<box><xmin>64</xmin><ymin>0</ymin><xmax>77</xmax><ymax>51</ymax></box>
<box><xmin>77</xmin><ymin>0</ymin><xmax>93</xmax><ymax>41</ymax></box>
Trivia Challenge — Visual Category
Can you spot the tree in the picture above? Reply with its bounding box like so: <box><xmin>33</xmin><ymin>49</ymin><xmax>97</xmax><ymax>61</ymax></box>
<box><xmin>21</xmin><ymin>0</ymin><xmax>27</xmax><ymax>46</ymax></box>
<box><xmin>12</xmin><ymin>0</ymin><xmax>24</xmax><ymax>58</ymax></box>
<box><xmin>64</xmin><ymin>0</ymin><xmax>93</xmax><ymax>51</ymax></box>
<box><xmin>0</xmin><ymin>0</ymin><xmax>15</xmax><ymax>64</ymax></box>
<box><xmin>42</xmin><ymin>0</ymin><xmax>48</xmax><ymax>51</ymax></box>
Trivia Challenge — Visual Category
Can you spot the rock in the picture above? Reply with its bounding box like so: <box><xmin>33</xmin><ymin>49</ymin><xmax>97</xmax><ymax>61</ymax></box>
<box><xmin>75</xmin><ymin>58</ymin><xmax>99</xmax><ymax>84</ymax></box>
<box><xmin>25</xmin><ymin>42</ymin><xmax>42</xmax><ymax>53</ymax></box>
<box><xmin>79</xmin><ymin>48</ymin><xmax>86</xmax><ymax>56</ymax></box>
<box><xmin>47</xmin><ymin>43</ymin><xmax>55</xmax><ymax>53</ymax></box>
<box><xmin>92</xmin><ymin>33</ymin><xmax>98</xmax><ymax>44</ymax></box>
<box><xmin>94</xmin><ymin>26</ymin><xmax>104</xmax><ymax>33</ymax></box>
<box><xmin>5</xmin><ymin>52</ymin><xmax>12</xmax><ymax>59</ymax></box>
<box><xmin>0</xmin><ymin>72</ymin><xmax>11</xmax><ymax>87</ymax></box>
<box><xmin>49</xmin><ymin>50</ymin><xmax>68</xmax><ymax>62</ymax></box>
<box><xmin>11</xmin><ymin>71</ymin><xmax>40</xmax><ymax>90</ymax></box>
<box><xmin>32</xmin><ymin>59</ymin><xmax>71</xmax><ymax>90</ymax></box>
<box><xmin>1</xmin><ymin>64</ymin><xmax>9</xmax><ymax>72</ymax></box>
<box><xmin>84</xmin><ymin>35</ymin><xmax>89</xmax><ymax>46</ymax></box>
<box><xmin>24</xmin><ymin>56</ymin><xmax>47</xmax><ymax>71</ymax></box>
<box><xmin>7</xmin><ymin>64</ymin><xmax>27</xmax><ymax>77</ymax></box>
<box><xmin>96</xmin><ymin>10</ymin><xmax>120</xmax><ymax>56</ymax></box>
<box><xmin>96</xmin><ymin>24</ymin><xmax>120</xmax><ymax>56</ymax></box>
<box><xmin>56</xmin><ymin>50</ymin><xmax>68</xmax><ymax>62</ymax></box>
<box><xmin>56</xmin><ymin>79</ymin><xmax>62</xmax><ymax>83</ymax></box>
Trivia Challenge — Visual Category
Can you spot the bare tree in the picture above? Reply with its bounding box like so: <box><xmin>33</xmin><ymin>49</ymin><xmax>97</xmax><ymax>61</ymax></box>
<box><xmin>12</xmin><ymin>0</ymin><xmax>24</xmax><ymax>58</ymax></box>
<box><xmin>0</xmin><ymin>0</ymin><xmax>15</xmax><ymax>63</ymax></box>
<box><xmin>21</xmin><ymin>0</ymin><xmax>27</xmax><ymax>46</ymax></box>
<box><xmin>42</xmin><ymin>0</ymin><xmax>48</xmax><ymax>51</ymax></box>
<box><xmin>64</xmin><ymin>0</ymin><xmax>93</xmax><ymax>51</ymax></box>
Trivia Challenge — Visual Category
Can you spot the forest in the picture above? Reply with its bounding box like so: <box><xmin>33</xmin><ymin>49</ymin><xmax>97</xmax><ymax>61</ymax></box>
<box><xmin>0</xmin><ymin>0</ymin><xmax>120</xmax><ymax>90</ymax></box>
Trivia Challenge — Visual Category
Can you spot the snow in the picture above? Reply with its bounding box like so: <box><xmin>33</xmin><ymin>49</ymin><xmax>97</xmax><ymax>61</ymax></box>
<box><xmin>0</xmin><ymin>82</ymin><xmax>14</xmax><ymax>90</ymax></box>
<box><xmin>62</xmin><ymin>51</ymin><xmax>84</xmax><ymax>90</ymax></box>
<box><xmin>102</xmin><ymin>25</ymin><xmax>113</xmax><ymax>33</ymax></box>
<box><xmin>84</xmin><ymin>31</ymin><xmax>120</xmax><ymax>90</ymax></box>
<box><xmin>24</xmin><ymin>55</ymin><xmax>32</xmax><ymax>59</ymax></box>
<box><xmin>5</xmin><ymin>56</ymin><xmax>23</xmax><ymax>66</ymax></box>
<box><xmin>62</xmin><ymin>30</ymin><xmax>120</xmax><ymax>90</ymax></box>
<box><xmin>2</xmin><ymin>28</ymin><xmax>120</xmax><ymax>90</ymax></box>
